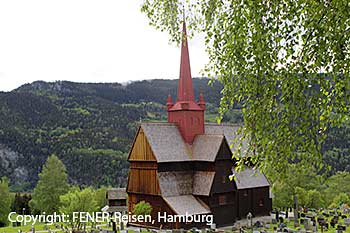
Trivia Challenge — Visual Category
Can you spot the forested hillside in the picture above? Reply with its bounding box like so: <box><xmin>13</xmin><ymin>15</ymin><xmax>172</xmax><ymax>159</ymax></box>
<box><xmin>0</xmin><ymin>79</ymin><xmax>231</xmax><ymax>191</ymax></box>
<box><xmin>0</xmin><ymin>79</ymin><xmax>348</xmax><ymax>191</ymax></box>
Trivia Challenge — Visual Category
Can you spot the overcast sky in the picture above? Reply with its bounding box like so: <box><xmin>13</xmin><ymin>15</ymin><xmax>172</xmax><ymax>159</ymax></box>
<box><xmin>0</xmin><ymin>0</ymin><xmax>207</xmax><ymax>92</ymax></box>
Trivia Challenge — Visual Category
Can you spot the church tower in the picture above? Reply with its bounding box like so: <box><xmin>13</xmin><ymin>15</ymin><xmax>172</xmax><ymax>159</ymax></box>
<box><xmin>166</xmin><ymin>20</ymin><xmax>205</xmax><ymax>144</ymax></box>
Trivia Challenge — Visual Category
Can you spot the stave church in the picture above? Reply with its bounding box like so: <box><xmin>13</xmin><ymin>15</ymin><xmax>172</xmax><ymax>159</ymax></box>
<box><xmin>126</xmin><ymin>20</ymin><xmax>272</xmax><ymax>229</ymax></box>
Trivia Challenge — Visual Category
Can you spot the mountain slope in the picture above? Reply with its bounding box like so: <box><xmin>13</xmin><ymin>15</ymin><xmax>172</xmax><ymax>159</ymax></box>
<box><xmin>0</xmin><ymin>79</ymin><xmax>226</xmax><ymax>190</ymax></box>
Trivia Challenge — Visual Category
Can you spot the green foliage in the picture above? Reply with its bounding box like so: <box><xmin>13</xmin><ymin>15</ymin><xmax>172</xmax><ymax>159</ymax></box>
<box><xmin>0</xmin><ymin>177</ymin><xmax>12</xmax><ymax>227</ymax></box>
<box><xmin>133</xmin><ymin>201</ymin><xmax>152</xmax><ymax>216</ymax></box>
<box><xmin>323</xmin><ymin>122</ymin><xmax>350</xmax><ymax>174</ymax></box>
<box><xmin>59</xmin><ymin>187</ymin><xmax>98</xmax><ymax>229</ymax></box>
<box><xmin>330</xmin><ymin>193</ymin><xmax>350</xmax><ymax>207</ymax></box>
<box><xmin>31</xmin><ymin>155</ymin><xmax>69</xmax><ymax>214</ymax></box>
<box><xmin>272</xmin><ymin>181</ymin><xmax>293</xmax><ymax>209</ymax></box>
<box><xmin>94</xmin><ymin>186</ymin><xmax>109</xmax><ymax>210</ymax></box>
<box><xmin>272</xmin><ymin>164</ymin><xmax>325</xmax><ymax>209</ymax></box>
<box><xmin>12</xmin><ymin>193</ymin><xmax>32</xmax><ymax>215</ymax></box>
<box><xmin>295</xmin><ymin>187</ymin><xmax>309</xmax><ymax>209</ymax></box>
<box><xmin>323</xmin><ymin>172</ymin><xmax>350</xmax><ymax>206</ymax></box>
<box><xmin>273</xmin><ymin>171</ymin><xmax>350</xmax><ymax>209</ymax></box>
<box><xmin>140</xmin><ymin>0</ymin><xmax>350</xmax><ymax>180</ymax></box>
<box><xmin>307</xmin><ymin>189</ymin><xmax>324</xmax><ymax>209</ymax></box>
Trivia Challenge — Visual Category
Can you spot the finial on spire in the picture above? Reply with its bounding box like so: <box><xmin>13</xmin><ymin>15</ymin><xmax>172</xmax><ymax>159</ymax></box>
<box><xmin>198</xmin><ymin>89</ymin><xmax>206</xmax><ymax>110</ymax></box>
<box><xmin>166</xmin><ymin>94</ymin><xmax>174</xmax><ymax>110</ymax></box>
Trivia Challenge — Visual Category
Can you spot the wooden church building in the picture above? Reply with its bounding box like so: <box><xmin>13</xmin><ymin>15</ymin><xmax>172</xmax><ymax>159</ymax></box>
<box><xmin>126</xmin><ymin>21</ymin><xmax>272</xmax><ymax>229</ymax></box>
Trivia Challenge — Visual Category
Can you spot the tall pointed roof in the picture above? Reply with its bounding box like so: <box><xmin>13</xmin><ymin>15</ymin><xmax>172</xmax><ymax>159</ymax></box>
<box><xmin>177</xmin><ymin>20</ymin><xmax>195</xmax><ymax>102</ymax></box>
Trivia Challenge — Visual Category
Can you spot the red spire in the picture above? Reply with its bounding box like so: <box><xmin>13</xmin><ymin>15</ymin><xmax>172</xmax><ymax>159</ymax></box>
<box><xmin>166</xmin><ymin>18</ymin><xmax>205</xmax><ymax>144</ymax></box>
<box><xmin>177</xmin><ymin>20</ymin><xmax>195</xmax><ymax>102</ymax></box>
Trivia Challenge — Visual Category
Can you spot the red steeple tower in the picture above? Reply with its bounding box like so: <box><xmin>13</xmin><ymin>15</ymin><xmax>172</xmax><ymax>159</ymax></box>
<box><xmin>167</xmin><ymin>19</ymin><xmax>205</xmax><ymax>144</ymax></box>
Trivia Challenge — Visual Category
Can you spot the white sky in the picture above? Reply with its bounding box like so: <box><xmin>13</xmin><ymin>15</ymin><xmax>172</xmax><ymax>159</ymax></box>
<box><xmin>0</xmin><ymin>0</ymin><xmax>207</xmax><ymax>92</ymax></box>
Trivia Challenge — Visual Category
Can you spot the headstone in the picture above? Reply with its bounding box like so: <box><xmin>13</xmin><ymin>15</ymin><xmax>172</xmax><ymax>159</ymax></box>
<box><xmin>120</xmin><ymin>230</ymin><xmax>127</xmax><ymax>233</ymax></box>
<box><xmin>312</xmin><ymin>226</ymin><xmax>317</xmax><ymax>232</ymax></box>
<box><xmin>210</xmin><ymin>223</ymin><xmax>216</xmax><ymax>230</ymax></box>
<box><xmin>344</xmin><ymin>218</ymin><xmax>350</xmax><ymax>226</ymax></box>
<box><xmin>304</xmin><ymin>218</ymin><xmax>312</xmax><ymax>231</ymax></box>
<box><xmin>247</xmin><ymin>212</ymin><xmax>253</xmax><ymax>228</ymax></box>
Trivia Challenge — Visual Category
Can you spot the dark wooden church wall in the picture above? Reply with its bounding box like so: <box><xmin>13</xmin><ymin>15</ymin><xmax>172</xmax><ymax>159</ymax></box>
<box><xmin>209</xmin><ymin>192</ymin><xmax>236</xmax><ymax>226</ymax></box>
<box><xmin>237</xmin><ymin>189</ymin><xmax>253</xmax><ymax>219</ymax></box>
<box><xmin>237</xmin><ymin>186</ymin><xmax>271</xmax><ymax>219</ymax></box>
<box><xmin>210</xmin><ymin>140</ymin><xmax>235</xmax><ymax>194</ymax></box>
<box><xmin>215</xmin><ymin>139</ymin><xmax>233</xmax><ymax>160</ymax></box>
<box><xmin>251</xmin><ymin>186</ymin><xmax>272</xmax><ymax>216</ymax></box>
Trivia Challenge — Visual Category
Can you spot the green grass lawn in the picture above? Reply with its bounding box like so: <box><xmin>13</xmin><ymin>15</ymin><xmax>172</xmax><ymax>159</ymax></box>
<box><xmin>0</xmin><ymin>223</ymin><xmax>64</xmax><ymax>233</ymax></box>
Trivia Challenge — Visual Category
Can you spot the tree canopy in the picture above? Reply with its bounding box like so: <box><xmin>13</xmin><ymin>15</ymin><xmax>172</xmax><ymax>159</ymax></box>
<box><xmin>59</xmin><ymin>187</ymin><xmax>98</xmax><ymax>229</ymax></box>
<box><xmin>31</xmin><ymin>155</ymin><xmax>69</xmax><ymax>214</ymax></box>
<box><xmin>0</xmin><ymin>177</ymin><xmax>12</xmax><ymax>227</ymax></box>
<box><xmin>141</xmin><ymin>0</ymin><xmax>350</xmax><ymax>179</ymax></box>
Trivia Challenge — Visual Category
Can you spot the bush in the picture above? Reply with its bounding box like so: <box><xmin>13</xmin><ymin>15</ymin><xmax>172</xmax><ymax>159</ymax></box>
<box><xmin>133</xmin><ymin>201</ymin><xmax>152</xmax><ymax>216</ymax></box>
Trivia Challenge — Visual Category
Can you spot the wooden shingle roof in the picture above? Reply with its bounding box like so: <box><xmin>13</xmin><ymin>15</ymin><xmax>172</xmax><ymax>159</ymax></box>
<box><xmin>106</xmin><ymin>188</ymin><xmax>126</xmax><ymax>200</ymax></box>
<box><xmin>192</xmin><ymin>135</ymin><xmax>224</xmax><ymax>161</ymax></box>
<box><xmin>140</xmin><ymin>123</ymin><xmax>239</xmax><ymax>162</ymax></box>
<box><xmin>157</xmin><ymin>171</ymin><xmax>215</xmax><ymax>197</ymax></box>
<box><xmin>141</xmin><ymin>123</ymin><xmax>191</xmax><ymax>162</ymax></box>
<box><xmin>193</xmin><ymin>171</ymin><xmax>215</xmax><ymax>196</ymax></box>
<box><xmin>232</xmin><ymin>168</ymin><xmax>270</xmax><ymax>189</ymax></box>
<box><xmin>158</xmin><ymin>171</ymin><xmax>193</xmax><ymax>197</ymax></box>
<box><xmin>163</xmin><ymin>195</ymin><xmax>211</xmax><ymax>215</ymax></box>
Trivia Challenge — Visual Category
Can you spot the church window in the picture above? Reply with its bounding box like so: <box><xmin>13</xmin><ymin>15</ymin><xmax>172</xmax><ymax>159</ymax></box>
<box><xmin>221</xmin><ymin>176</ymin><xmax>226</xmax><ymax>183</ymax></box>
<box><xmin>259</xmin><ymin>199</ymin><xmax>264</xmax><ymax>207</ymax></box>
<box><xmin>219</xmin><ymin>194</ymin><xmax>227</xmax><ymax>205</ymax></box>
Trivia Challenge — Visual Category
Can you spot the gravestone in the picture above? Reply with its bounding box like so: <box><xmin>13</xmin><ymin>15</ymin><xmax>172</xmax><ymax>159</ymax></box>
<box><xmin>247</xmin><ymin>212</ymin><xmax>253</xmax><ymax>228</ymax></box>
<box><xmin>304</xmin><ymin>218</ymin><xmax>312</xmax><ymax>231</ymax></box>
<box><xmin>344</xmin><ymin>218</ymin><xmax>350</xmax><ymax>226</ymax></box>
